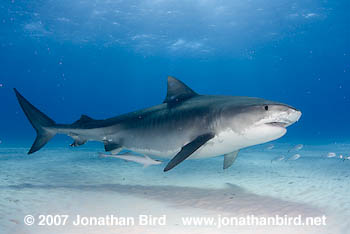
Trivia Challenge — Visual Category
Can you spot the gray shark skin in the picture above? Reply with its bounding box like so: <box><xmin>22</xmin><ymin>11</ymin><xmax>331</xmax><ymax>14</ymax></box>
<box><xmin>14</xmin><ymin>76</ymin><xmax>301</xmax><ymax>171</ymax></box>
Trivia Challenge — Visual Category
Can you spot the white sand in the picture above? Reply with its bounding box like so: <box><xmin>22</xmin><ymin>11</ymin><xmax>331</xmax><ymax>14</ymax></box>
<box><xmin>0</xmin><ymin>142</ymin><xmax>349</xmax><ymax>234</ymax></box>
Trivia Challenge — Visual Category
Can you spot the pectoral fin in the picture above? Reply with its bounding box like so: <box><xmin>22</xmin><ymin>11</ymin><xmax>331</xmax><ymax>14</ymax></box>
<box><xmin>223</xmin><ymin>150</ymin><xmax>239</xmax><ymax>169</ymax></box>
<box><xmin>164</xmin><ymin>133</ymin><xmax>215</xmax><ymax>172</ymax></box>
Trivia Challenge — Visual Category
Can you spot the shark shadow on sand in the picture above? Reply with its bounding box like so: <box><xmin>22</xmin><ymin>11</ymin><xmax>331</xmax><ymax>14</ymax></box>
<box><xmin>5</xmin><ymin>182</ymin><xmax>323</xmax><ymax>217</ymax></box>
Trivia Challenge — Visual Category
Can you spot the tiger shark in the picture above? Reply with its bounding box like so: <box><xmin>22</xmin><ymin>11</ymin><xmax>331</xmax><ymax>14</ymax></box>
<box><xmin>14</xmin><ymin>76</ymin><xmax>301</xmax><ymax>171</ymax></box>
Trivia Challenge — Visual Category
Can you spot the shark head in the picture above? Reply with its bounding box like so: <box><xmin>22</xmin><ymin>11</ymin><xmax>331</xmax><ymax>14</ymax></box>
<box><xmin>219</xmin><ymin>97</ymin><xmax>302</xmax><ymax>147</ymax></box>
<box><xmin>253</xmin><ymin>103</ymin><xmax>302</xmax><ymax>128</ymax></box>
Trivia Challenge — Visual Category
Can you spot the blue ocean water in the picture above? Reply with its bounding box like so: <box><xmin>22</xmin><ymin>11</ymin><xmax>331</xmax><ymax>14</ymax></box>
<box><xmin>1</xmin><ymin>0</ymin><xmax>350</xmax><ymax>145</ymax></box>
<box><xmin>1</xmin><ymin>1</ymin><xmax>350</xmax><ymax>234</ymax></box>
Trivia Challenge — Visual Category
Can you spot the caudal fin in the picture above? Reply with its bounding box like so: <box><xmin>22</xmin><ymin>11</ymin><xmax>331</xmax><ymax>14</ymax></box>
<box><xmin>14</xmin><ymin>88</ymin><xmax>57</xmax><ymax>154</ymax></box>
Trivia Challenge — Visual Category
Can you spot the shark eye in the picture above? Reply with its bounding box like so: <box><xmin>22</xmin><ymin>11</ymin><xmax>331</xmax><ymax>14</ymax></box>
<box><xmin>264</xmin><ymin>105</ymin><xmax>269</xmax><ymax>111</ymax></box>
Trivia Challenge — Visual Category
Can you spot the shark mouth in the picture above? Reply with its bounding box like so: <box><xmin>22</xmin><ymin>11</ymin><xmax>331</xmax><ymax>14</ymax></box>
<box><xmin>265</xmin><ymin>121</ymin><xmax>292</xmax><ymax>128</ymax></box>
<box><xmin>264</xmin><ymin>110</ymin><xmax>302</xmax><ymax>128</ymax></box>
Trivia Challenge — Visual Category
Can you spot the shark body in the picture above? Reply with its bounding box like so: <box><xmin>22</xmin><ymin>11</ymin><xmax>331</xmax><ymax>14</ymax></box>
<box><xmin>14</xmin><ymin>76</ymin><xmax>301</xmax><ymax>171</ymax></box>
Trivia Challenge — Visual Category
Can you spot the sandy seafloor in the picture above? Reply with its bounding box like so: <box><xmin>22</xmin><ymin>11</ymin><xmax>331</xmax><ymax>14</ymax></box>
<box><xmin>0</xmin><ymin>142</ymin><xmax>349</xmax><ymax>234</ymax></box>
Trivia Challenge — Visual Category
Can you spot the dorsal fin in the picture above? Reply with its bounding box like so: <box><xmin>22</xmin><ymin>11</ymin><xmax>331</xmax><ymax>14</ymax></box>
<box><xmin>163</xmin><ymin>76</ymin><xmax>198</xmax><ymax>104</ymax></box>
<box><xmin>73</xmin><ymin>114</ymin><xmax>94</xmax><ymax>125</ymax></box>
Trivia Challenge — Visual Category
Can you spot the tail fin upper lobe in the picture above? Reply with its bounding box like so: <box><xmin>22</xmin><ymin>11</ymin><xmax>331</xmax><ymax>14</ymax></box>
<box><xmin>14</xmin><ymin>88</ymin><xmax>57</xmax><ymax>154</ymax></box>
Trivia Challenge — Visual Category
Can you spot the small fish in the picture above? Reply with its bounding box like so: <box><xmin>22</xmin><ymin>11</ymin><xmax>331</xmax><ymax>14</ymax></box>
<box><xmin>288</xmin><ymin>144</ymin><xmax>303</xmax><ymax>152</ymax></box>
<box><xmin>294</xmin><ymin>144</ymin><xmax>303</xmax><ymax>150</ymax></box>
<box><xmin>271</xmin><ymin>155</ymin><xmax>285</xmax><ymax>163</ymax></box>
<box><xmin>326</xmin><ymin>152</ymin><xmax>336</xmax><ymax>158</ymax></box>
<box><xmin>99</xmin><ymin>153</ymin><xmax>162</xmax><ymax>168</ymax></box>
<box><xmin>288</xmin><ymin>154</ymin><xmax>301</xmax><ymax>161</ymax></box>
<box><xmin>266</xmin><ymin>144</ymin><xmax>274</xmax><ymax>150</ymax></box>
<box><xmin>340</xmin><ymin>155</ymin><xmax>350</xmax><ymax>161</ymax></box>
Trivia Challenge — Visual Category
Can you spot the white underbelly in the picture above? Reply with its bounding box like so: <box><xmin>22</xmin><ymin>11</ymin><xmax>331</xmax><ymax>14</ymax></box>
<box><xmin>129</xmin><ymin>131</ymin><xmax>242</xmax><ymax>159</ymax></box>
<box><xmin>190</xmin><ymin>130</ymin><xmax>254</xmax><ymax>159</ymax></box>
<box><xmin>129</xmin><ymin>125</ymin><xmax>286</xmax><ymax>159</ymax></box>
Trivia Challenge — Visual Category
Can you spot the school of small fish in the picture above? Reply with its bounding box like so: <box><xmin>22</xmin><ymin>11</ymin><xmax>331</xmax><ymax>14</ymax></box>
<box><xmin>269</xmin><ymin>144</ymin><xmax>350</xmax><ymax>163</ymax></box>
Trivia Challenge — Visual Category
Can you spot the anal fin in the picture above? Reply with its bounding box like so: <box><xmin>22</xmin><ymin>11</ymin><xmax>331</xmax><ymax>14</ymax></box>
<box><xmin>104</xmin><ymin>141</ymin><xmax>122</xmax><ymax>154</ymax></box>
<box><xmin>70</xmin><ymin>139</ymin><xmax>87</xmax><ymax>147</ymax></box>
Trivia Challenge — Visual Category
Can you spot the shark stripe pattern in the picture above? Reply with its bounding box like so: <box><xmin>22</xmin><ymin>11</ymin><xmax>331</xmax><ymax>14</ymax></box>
<box><xmin>14</xmin><ymin>76</ymin><xmax>301</xmax><ymax>171</ymax></box>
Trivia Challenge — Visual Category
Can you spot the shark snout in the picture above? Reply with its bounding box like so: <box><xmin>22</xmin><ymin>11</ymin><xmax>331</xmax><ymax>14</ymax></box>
<box><xmin>262</xmin><ymin>104</ymin><xmax>302</xmax><ymax>128</ymax></box>
<box><xmin>284</xmin><ymin>108</ymin><xmax>302</xmax><ymax>127</ymax></box>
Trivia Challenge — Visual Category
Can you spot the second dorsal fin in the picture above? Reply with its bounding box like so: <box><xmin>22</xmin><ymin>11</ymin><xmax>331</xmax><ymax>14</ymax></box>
<box><xmin>163</xmin><ymin>76</ymin><xmax>198</xmax><ymax>104</ymax></box>
<box><xmin>73</xmin><ymin>115</ymin><xmax>94</xmax><ymax>125</ymax></box>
